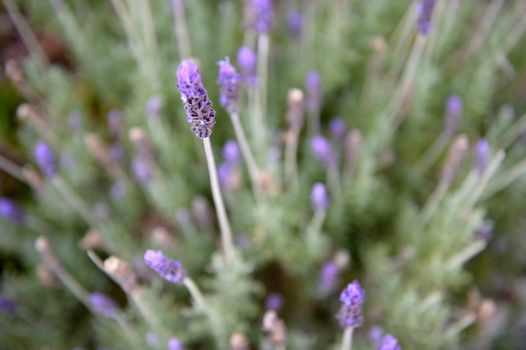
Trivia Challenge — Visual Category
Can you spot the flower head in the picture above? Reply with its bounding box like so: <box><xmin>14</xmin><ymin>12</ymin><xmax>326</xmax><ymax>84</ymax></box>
<box><xmin>305</xmin><ymin>71</ymin><xmax>322</xmax><ymax>113</ymax></box>
<box><xmin>0</xmin><ymin>198</ymin><xmax>25</xmax><ymax>224</ymax></box>
<box><xmin>132</xmin><ymin>156</ymin><xmax>152</xmax><ymax>185</ymax></box>
<box><xmin>0</xmin><ymin>296</ymin><xmax>17</xmax><ymax>314</ymax></box>
<box><xmin>252</xmin><ymin>0</ymin><xmax>272</xmax><ymax>33</ymax></box>
<box><xmin>310</xmin><ymin>135</ymin><xmax>334</xmax><ymax>167</ymax></box>
<box><xmin>475</xmin><ymin>138</ymin><xmax>490</xmax><ymax>173</ymax></box>
<box><xmin>329</xmin><ymin>117</ymin><xmax>346</xmax><ymax>141</ymax></box>
<box><xmin>378</xmin><ymin>334</ymin><xmax>401</xmax><ymax>350</ymax></box>
<box><xmin>319</xmin><ymin>261</ymin><xmax>340</xmax><ymax>293</ymax></box>
<box><xmin>337</xmin><ymin>280</ymin><xmax>365</xmax><ymax>328</ymax></box>
<box><xmin>287</xmin><ymin>12</ymin><xmax>303</xmax><ymax>39</ymax></box>
<box><xmin>417</xmin><ymin>0</ymin><xmax>437</xmax><ymax>34</ymax></box>
<box><xmin>34</xmin><ymin>141</ymin><xmax>57</xmax><ymax>177</ymax></box>
<box><xmin>237</xmin><ymin>47</ymin><xmax>257</xmax><ymax>86</ymax></box>
<box><xmin>217</xmin><ymin>58</ymin><xmax>241</xmax><ymax>114</ymax></box>
<box><xmin>222</xmin><ymin>140</ymin><xmax>241</xmax><ymax>165</ymax></box>
<box><xmin>168</xmin><ymin>337</ymin><xmax>185</xmax><ymax>350</ymax></box>
<box><xmin>311</xmin><ymin>182</ymin><xmax>329</xmax><ymax>212</ymax></box>
<box><xmin>265</xmin><ymin>293</ymin><xmax>284</xmax><ymax>311</ymax></box>
<box><xmin>144</xmin><ymin>250</ymin><xmax>186</xmax><ymax>284</ymax></box>
<box><xmin>90</xmin><ymin>292</ymin><xmax>118</xmax><ymax>318</ymax></box>
<box><xmin>177</xmin><ymin>60</ymin><xmax>216</xmax><ymax>139</ymax></box>
<box><xmin>445</xmin><ymin>95</ymin><xmax>462</xmax><ymax>136</ymax></box>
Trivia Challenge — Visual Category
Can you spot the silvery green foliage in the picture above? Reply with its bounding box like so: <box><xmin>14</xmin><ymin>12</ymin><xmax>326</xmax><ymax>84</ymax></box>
<box><xmin>1</xmin><ymin>0</ymin><xmax>526</xmax><ymax>349</ymax></box>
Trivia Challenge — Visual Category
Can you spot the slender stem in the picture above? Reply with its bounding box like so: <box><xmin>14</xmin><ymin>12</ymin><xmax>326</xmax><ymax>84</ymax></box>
<box><xmin>496</xmin><ymin>111</ymin><xmax>526</xmax><ymax>150</ymax></box>
<box><xmin>486</xmin><ymin>155</ymin><xmax>526</xmax><ymax>197</ymax></box>
<box><xmin>446</xmin><ymin>239</ymin><xmax>487</xmax><ymax>270</ymax></box>
<box><xmin>415</xmin><ymin>132</ymin><xmax>450</xmax><ymax>175</ymax></box>
<box><xmin>445</xmin><ymin>312</ymin><xmax>476</xmax><ymax>338</ymax></box>
<box><xmin>51</xmin><ymin>177</ymin><xmax>95</xmax><ymax>226</ymax></box>
<box><xmin>229</xmin><ymin>112</ymin><xmax>263</xmax><ymax>199</ymax></box>
<box><xmin>306</xmin><ymin>210</ymin><xmax>326</xmax><ymax>254</ymax></box>
<box><xmin>422</xmin><ymin>180</ymin><xmax>449</xmax><ymax>223</ymax></box>
<box><xmin>0</xmin><ymin>153</ymin><xmax>25</xmax><ymax>182</ymax></box>
<box><xmin>170</xmin><ymin>0</ymin><xmax>192</xmax><ymax>59</ymax></box>
<box><xmin>183</xmin><ymin>277</ymin><xmax>208</xmax><ymax>310</ymax></box>
<box><xmin>255</xmin><ymin>33</ymin><xmax>270</xmax><ymax>154</ymax></box>
<box><xmin>341</xmin><ymin>327</ymin><xmax>354</xmax><ymax>350</ymax></box>
<box><xmin>203</xmin><ymin>138</ymin><xmax>235</xmax><ymax>263</ymax></box>
<box><xmin>284</xmin><ymin>128</ymin><xmax>300</xmax><ymax>189</ymax></box>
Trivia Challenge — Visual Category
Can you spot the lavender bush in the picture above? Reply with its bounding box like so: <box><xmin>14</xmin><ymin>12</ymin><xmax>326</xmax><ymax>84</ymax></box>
<box><xmin>1</xmin><ymin>0</ymin><xmax>526</xmax><ymax>349</ymax></box>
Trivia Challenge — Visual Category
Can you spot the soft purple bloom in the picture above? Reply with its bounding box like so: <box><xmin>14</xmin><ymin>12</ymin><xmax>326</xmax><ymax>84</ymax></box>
<box><xmin>177</xmin><ymin>60</ymin><xmax>216</xmax><ymax>139</ymax></box>
<box><xmin>311</xmin><ymin>182</ymin><xmax>329</xmax><ymax>212</ymax></box>
<box><xmin>417</xmin><ymin>0</ymin><xmax>436</xmax><ymax>34</ymax></box>
<box><xmin>218</xmin><ymin>162</ymin><xmax>233</xmax><ymax>186</ymax></box>
<box><xmin>0</xmin><ymin>296</ymin><xmax>17</xmax><ymax>314</ymax></box>
<box><xmin>107</xmin><ymin>110</ymin><xmax>124</xmax><ymax>136</ymax></box>
<box><xmin>146</xmin><ymin>95</ymin><xmax>162</xmax><ymax>118</ymax></box>
<box><xmin>329</xmin><ymin>117</ymin><xmax>346</xmax><ymax>141</ymax></box>
<box><xmin>475</xmin><ymin>138</ymin><xmax>490</xmax><ymax>173</ymax></box>
<box><xmin>370</xmin><ymin>326</ymin><xmax>385</xmax><ymax>344</ymax></box>
<box><xmin>237</xmin><ymin>47</ymin><xmax>257</xmax><ymax>86</ymax></box>
<box><xmin>34</xmin><ymin>141</ymin><xmax>57</xmax><ymax>177</ymax></box>
<box><xmin>252</xmin><ymin>0</ymin><xmax>272</xmax><ymax>33</ymax></box>
<box><xmin>0</xmin><ymin>198</ymin><xmax>25</xmax><ymax>224</ymax></box>
<box><xmin>337</xmin><ymin>280</ymin><xmax>365</xmax><ymax>328</ymax></box>
<box><xmin>222</xmin><ymin>140</ymin><xmax>241</xmax><ymax>165</ymax></box>
<box><xmin>217</xmin><ymin>58</ymin><xmax>241</xmax><ymax>114</ymax></box>
<box><xmin>287</xmin><ymin>12</ymin><xmax>303</xmax><ymax>39</ymax></box>
<box><xmin>265</xmin><ymin>293</ymin><xmax>284</xmax><ymax>311</ymax></box>
<box><xmin>310</xmin><ymin>135</ymin><xmax>334</xmax><ymax>167</ymax></box>
<box><xmin>144</xmin><ymin>250</ymin><xmax>186</xmax><ymax>284</ymax></box>
<box><xmin>305</xmin><ymin>71</ymin><xmax>322</xmax><ymax>113</ymax></box>
<box><xmin>132</xmin><ymin>157</ymin><xmax>152</xmax><ymax>185</ymax></box>
<box><xmin>168</xmin><ymin>337</ymin><xmax>185</xmax><ymax>350</ymax></box>
<box><xmin>445</xmin><ymin>96</ymin><xmax>462</xmax><ymax>136</ymax></box>
<box><xmin>90</xmin><ymin>292</ymin><xmax>117</xmax><ymax>318</ymax></box>
<box><xmin>378</xmin><ymin>334</ymin><xmax>401</xmax><ymax>350</ymax></box>
<box><xmin>319</xmin><ymin>261</ymin><xmax>340</xmax><ymax>293</ymax></box>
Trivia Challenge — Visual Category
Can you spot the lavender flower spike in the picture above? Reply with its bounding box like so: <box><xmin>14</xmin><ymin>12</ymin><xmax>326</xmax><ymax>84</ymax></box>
<box><xmin>177</xmin><ymin>60</ymin><xmax>216</xmax><ymax>139</ymax></box>
<box><xmin>0</xmin><ymin>198</ymin><xmax>25</xmax><ymax>224</ymax></box>
<box><xmin>305</xmin><ymin>71</ymin><xmax>322</xmax><ymax>113</ymax></box>
<box><xmin>237</xmin><ymin>47</ymin><xmax>257</xmax><ymax>86</ymax></box>
<box><xmin>90</xmin><ymin>292</ymin><xmax>118</xmax><ymax>318</ymax></box>
<box><xmin>417</xmin><ymin>0</ymin><xmax>437</xmax><ymax>35</ymax></box>
<box><xmin>337</xmin><ymin>280</ymin><xmax>365</xmax><ymax>328</ymax></box>
<box><xmin>252</xmin><ymin>0</ymin><xmax>273</xmax><ymax>34</ymax></box>
<box><xmin>475</xmin><ymin>138</ymin><xmax>490</xmax><ymax>173</ymax></box>
<box><xmin>445</xmin><ymin>95</ymin><xmax>462</xmax><ymax>136</ymax></box>
<box><xmin>217</xmin><ymin>57</ymin><xmax>241</xmax><ymax>114</ymax></box>
<box><xmin>287</xmin><ymin>11</ymin><xmax>303</xmax><ymax>39</ymax></box>
<box><xmin>311</xmin><ymin>135</ymin><xmax>335</xmax><ymax>167</ymax></box>
<box><xmin>34</xmin><ymin>141</ymin><xmax>57</xmax><ymax>177</ymax></box>
<box><xmin>319</xmin><ymin>261</ymin><xmax>339</xmax><ymax>293</ymax></box>
<box><xmin>330</xmin><ymin>117</ymin><xmax>347</xmax><ymax>141</ymax></box>
<box><xmin>378</xmin><ymin>334</ymin><xmax>401</xmax><ymax>350</ymax></box>
<box><xmin>222</xmin><ymin>140</ymin><xmax>241</xmax><ymax>166</ymax></box>
<box><xmin>311</xmin><ymin>182</ymin><xmax>329</xmax><ymax>212</ymax></box>
<box><xmin>144</xmin><ymin>250</ymin><xmax>186</xmax><ymax>284</ymax></box>
<box><xmin>168</xmin><ymin>337</ymin><xmax>185</xmax><ymax>350</ymax></box>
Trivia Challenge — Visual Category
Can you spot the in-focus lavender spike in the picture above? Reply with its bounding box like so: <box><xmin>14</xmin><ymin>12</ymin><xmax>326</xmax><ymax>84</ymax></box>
<box><xmin>475</xmin><ymin>138</ymin><xmax>490</xmax><ymax>173</ymax></box>
<box><xmin>217</xmin><ymin>57</ymin><xmax>241</xmax><ymax>114</ymax></box>
<box><xmin>337</xmin><ymin>280</ymin><xmax>365</xmax><ymax>328</ymax></box>
<box><xmin>311</xmin><ymin>182</ymin><xmax>329</xmax><ymax>212</ymax></box>
<box><xmin>445</xmin><ymin>95</ymin><xmax>462</xmax><ymax>136</ymax></box>
<box><xmin>287</xmin><ymin>11</ymin><xmax>303</xmax><ymax>39</ymax></box>
<box><xmin>144</xmin><ymin>250</ymin><xmax>186</xmax><ymax>284</ymax></box>
<box><xmin>34</xmin><ymin>141</ymin><xmax>57</xmax><ymax>177</ymax></box>
<box><xmin>377</xmin><ymin>334</ymin><xmax>402</xmax><ymax>350</ymax></box>
<box><xmin>417</xmin><ymin>0</ymin><xmax>437</xmax><ymax>34</ymax></box>
<box><xmin>176</xmin><ymin>60</ymin><xmax>216</xmax><ymax>139</ymax></box>
<box><xmin>90</xmin><ymin>292</ymin><xmax>118</xmax><ymax>318</ymax></box>
<box><xmin>0</xmin><ymin>198</ymin><xmax>25</xmax><ymax>224</ymax></box>
<box><xmin>305</xmin><ymin>71</ymin><xmax>322</xmax><ymax>113</ymax></box>
<box><xmin>237</xmin><ymin>47</ymin><xmax>257</xmax><ymax>86</ymax></box>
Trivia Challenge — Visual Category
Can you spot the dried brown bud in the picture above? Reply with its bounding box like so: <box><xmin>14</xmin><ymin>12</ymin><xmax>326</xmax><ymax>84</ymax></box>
<box><xmin>37</xmin><ymin>263</ymin><xmax>57</xmax><ymax>288</ymax></box>
<box><xmin>35</xmin><ymin>236</ymin><xmax>60</xmax><ymax>271</ymax></box>
<box><xmin>104</xmin><ymin>256</ymin><xmax>138</xmax><ymax>291</ymax></box>
<box><xmin>477</xmin><ymin>299</ymin><xmax>496</xmax><ymax>325</ymax></box>
<box><xmin>442</xmin><ymin>134</ymin><xmax>469</xmax><ymax>184</ymax></box>
<box><xmin>333</xmin><ymin>250</ymin><xmax>350</xmax><ymax>269</ymax></box>
<box><xmin>80</xmin><ymin>229</ymin><xmax>105</xmax><ymax>250</ymax></box>
<box><xmin>286</xmin><ymin>88</ymin><xmax>304</xmax><ymax>131</ymax></box>
<box><xmin>230</xmin><ymin>332</ymin><xmax>249</xmax><ymax>350</ymax></box>
<box><xmin>345</xmin><ymin>129</ymin><xmax>362</xmax><ymax>174</ymax></box>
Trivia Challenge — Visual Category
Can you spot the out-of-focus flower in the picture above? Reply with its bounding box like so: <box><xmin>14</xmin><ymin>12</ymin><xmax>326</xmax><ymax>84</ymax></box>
<box><xmin>90</xmin><ymin>292</ymin><xmax>117</xmax><ymax>318</ymax></box>
<box><xmin>237</xmin><ymin>47</ymin><xmax>257</xmax><ymax>86</ymax></box>
<box><xmin>377</xmin><ymin>334</ymin><xmax>402</xmax><ymax>350</ymax></box>
<box><xmin>445</xmin><ymin>95</ymin><xmax>462</xmax><ymax>136</ymax></box>
<box><xmin>311</xmin><ymin>182</ymin><xmax>329</xmax><ymax>212</ymax></box>
<box><xmin>337</xmin><ymin>280</ymin><xmax>365</xmax><ymax>328</ymax></box>
<box><xmin>417</xmin><ymin>0</ymin><xmax>437</xmax><ymax>34</ymax></box>
<box><xmin>34</xmin><ymin>141</ymin><xmax>57</xmax><ymax>177</ymax></box>
<box><xmin>310</xmin><ymin>135</ymin><xmax>335</xmax><ymax>167</ymax></box>
<box><xmin>305</xmin><ymin>71</ymin><xmax>322</xmax><ymax>113</ymax></box>
<box><xmin>475</xmin><ymin>138</ymin><xmax>490</xmax><ymax>173</ymax></box>
<box><xmin>167</xmin><ymin>337</ymin><xmax>185</xmax><ymax>350</ymax></box>
<box><xmin>287</xmin><ymin>11</ymin><xmax>303</xmax><ymax>39</ymax></box>
<box><xmin>0</xmin><ymin>198</ymin><xmax>25</xmax><ymax>224</ymax></box>
<box><xmin>217</xmin><ymin>58</ymin><xmax>241</xmax><ymax>114</ymax></box>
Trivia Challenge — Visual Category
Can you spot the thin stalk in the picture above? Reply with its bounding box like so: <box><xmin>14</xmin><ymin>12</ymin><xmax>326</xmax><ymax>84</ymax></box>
<box><xmin>0</xmin><ymin>153</ymin><xmax>25</xmax><ymax>182</ymax></box>
<box><xmin>284</xmin><ymin>128</ymin><xmax>300</xmax><ymax>189</ymax></box>
<box><xmin>446</xmin><ymin>239</ymin><xmax>487</xmax><ymax>270</ymax></box>
<box><xmin>496</xmin><ymin>111</ymin><xmax>526</xmax><ymax>150</ymax></box>
<box><xmin>341</xmin><ymin>327</ymin><xmax>354</xmax><ymax>350</ymax></box>
<box><xmin>229</xmin><ymin>112</ymin><xmax>263</xmax><ymax>199</ymax></box>
<box><xmin>183</xmin><ymin>277</ymin><xmax>208</xmax><ymax>311</ymax></box>
<box><xmin>306</xmin><ymin>210</ymin><xmax>326</xmax><ymax>254</ymax></box>
<box><xmin>486</xmin><ymin>156</ymin><xmax>526</xmax><ymax>197</ymax></box>
<box><xmin>170</xmin><ymin>0</ymin><xmax>192</xmax><ymax>59</ymax></box>
<box><xmin>51</xmin><ymin>177</ymin><xmax>95</xmax><ymax>226</ymax></box>
<box><xmin>255</xmin><ymin>33</ymin><xmax>270</xmax><ymax>153</ymax></box>
<box><xmin>445</xmin><ymin>312</ymin><xmax>476</xmax><ymax>338</ymax></box>
<box><xmin>415</xmin><ymin>132</ymin><xmax>450</xmax><ymax>175</ymax></box>
<box><xmin>422</xmin><ymin>180</ymin><xmax>449</xmax><ymax>223</ymax></box>
<box><xmin>203</xmin><ymin>138</ymin><xmax>235</xmax><ymax>263</ymax></box>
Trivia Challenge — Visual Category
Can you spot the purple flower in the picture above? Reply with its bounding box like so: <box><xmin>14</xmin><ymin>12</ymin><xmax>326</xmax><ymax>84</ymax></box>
<box><xmin>378</xmin><ymin>334</ymin><xmax>401</xmax><ymax>350</ymax></box>
<box><xmin>90</xmin><ymin>292</ymin><xmax>117</xmax><ymax>318</ymax></box>
<box><xmin>144</xmin><ymin>250</ymin><xmax>186</xmax><ymax>284</ymax></box>
<box><xmin>34</xmin><ymin>141</ymin><xmax>57</xmax><ymax>177</ymax></box>
<box><xmin>329</xmin><ymin>117</ymin><xmax>346</xmax><ymax>141</ymax></box>
<box><xmin>217</xmin><ymin>58</ymin><xmax>241</xmax><ymax>114</ymax></box>
<box><xmin>287</xmin><ymin>12</ymin><xmax>303</xmax><ymax>39</ymax></box>
<box><xmin>417</xmin><ymin>0</ymin><xmax>436</xmax><ymax>34</ymax></box>
<box><xmin>218</xmin><ymin>162</ymin><xmax>233</xmax><ymax>186</ymax></box>
<box><xmin>168</xmin><ymin>337</ymin><xmax>185</xmax><ymax>350</ymax></box>
<box><xmin>237</xmin><ymin>47</ymin><xmax>257</xmax><ymax>86</ymax></box>
<box><xmin>319</xmin><ymin>261</ymin><xmax>340</xmax><ymax>293</ymax></box>
<box><xmin>311</xmin><ymin>182</ymin><xmax>329</xmax><ymax>212</ymax></box>
<box><xmin>369</xmin><ymin>326</ymin><xmax>384</xmax><ymax>345</ymax></box>
<box><xmin>305</xmin><ymin>71</ymin><xmax>322</xmax><ymax>113</ymax></box>
<box><xmin>310</xmin><ymin>135</ymin><xmax>334</xmax><ymax>167</ymax></box>
<box><xmin>265</xmin><ymin>293</ymin><xmax>284</xmax><ymax>311</ymax></box>
<box><xmin>0</xmin><ymin>198</ymin><xmax>25</xmax><ymax>224</ymax></box>
<box><xmin>222</xmin><ymin>140</ymin><xmax>241</xmax><ymax>165</ymax></box>
<box><xmin>475</xmin><ymin>138</ymin><xmax>490</xmax><ymax>173</ymax></box>
<box><xmin>177</xmin><ymin>60</ymin><xmax>216</xmax><ymax>139</ymax></box>
<box><xmin>107</xmin><ymin>110</ymin><xmax>124</xmax><ymax>137</ymax></box>
<box><xmin>132</xmin><ymin>157</ymin><xmax>152</xmax><ymax>185</ymax></box>
<box><xmin>337</xmin><ymin>280</ymin><xmax>365</xmax><ymax>328</ymax></box>
<box><xmin>146</xmin><ymin>95</ymin><xmax>162</xmax><ymax>118</ymax></box>
<box><xmin>0</xmin><ymin>296</ymin><xmax>17</xmax><ymax>314</ymax></box>
<box><xmin>252</xmin><ymin>0</ymin><xmax>272</xmax><ymax>33</ymax></box>
<box><xmin>445</xmin><ymin>95</ymin><xmax>462</xmax><ymax>136</ymax></box>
